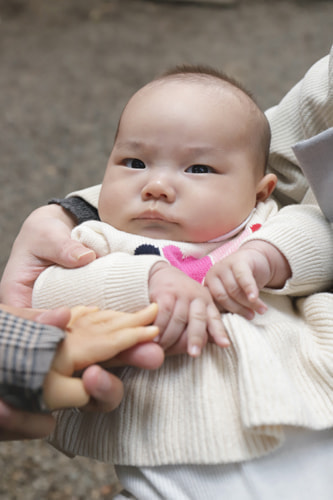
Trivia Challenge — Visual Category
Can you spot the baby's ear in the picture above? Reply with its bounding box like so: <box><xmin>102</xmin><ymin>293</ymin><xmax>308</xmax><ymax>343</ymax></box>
<box><xmin>256</xmin><ymin>173</ymin><xmax>277</xmax><ymax>203</ymax></box>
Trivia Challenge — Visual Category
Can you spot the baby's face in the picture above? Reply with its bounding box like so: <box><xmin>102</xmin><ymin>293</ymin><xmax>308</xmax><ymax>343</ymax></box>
<box><xmin>99</xmin><ymin>79</ymin><xmax>265</xmax><ymax>242</ymax></box>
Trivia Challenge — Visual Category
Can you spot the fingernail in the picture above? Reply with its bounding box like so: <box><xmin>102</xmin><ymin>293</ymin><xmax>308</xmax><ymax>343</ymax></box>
<box><xmin>97</xmin><ymin>371</ymin><xmax>112</xmax><ymax>393</ymax></box>
<box><xmin>219</xmin><ymin>338</ymin><xmax>230</xmax><ymax>347</ymax></box>
<box><xmin>258</xmin><ymin>306</ymin><xmax>267</xmax><ymax>315</ymax></box>
<box><xmin>188</xmin><ymin>345</ymin><xmax>201</xmax><ymax>357</ymax></box>
<box><xmin>71</xmin><ymin>249</ymin><xmax>95</xmax><ymax>261</ymax></box>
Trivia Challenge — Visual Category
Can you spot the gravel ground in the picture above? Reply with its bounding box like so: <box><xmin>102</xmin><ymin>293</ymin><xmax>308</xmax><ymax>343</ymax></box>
<box><xmin>0</xmin><ymin>0</ymin><xmax>332</xmax><ymax>498</ymax></box>
<box><xmin>0</xmin><ymin>440</ymin><xmax>121</xmax><ymax>499</ymax></box>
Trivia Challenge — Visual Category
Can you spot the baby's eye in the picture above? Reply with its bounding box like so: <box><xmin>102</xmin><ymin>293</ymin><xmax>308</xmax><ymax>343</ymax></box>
<box><xmin>185</xmin><ymin>164</ymin><xmax>215</xmax><ymax>174</ymax></box>
<box><xmin>124</xmin><ymin>158</ymin><xmax>146</xmax><ymax>169</ymax></box>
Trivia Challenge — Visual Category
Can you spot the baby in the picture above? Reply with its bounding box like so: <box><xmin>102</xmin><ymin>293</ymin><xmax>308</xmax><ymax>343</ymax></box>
<box><xmin>34</xmin><ymin>65</ymin><xmax>282</xmax><ymax>357</ymax></box>
<box><xmin>33</xmin><ymin>66</ymin><xmax>317</xmax><ymax>498</ymax></box>
<box><xmin>3</xmin><ymin>50</ymin><xmax>333</xmax><ymax>499</ymax></box>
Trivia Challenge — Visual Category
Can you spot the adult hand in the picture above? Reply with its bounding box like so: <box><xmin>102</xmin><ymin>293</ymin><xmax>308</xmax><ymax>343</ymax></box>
<box><xmin>81</xmin><ymin>342</ymin><xmax>165</xmax><ymax>412</ymax></box>
<box><xmin>0</xmin><ymin>204</ymin><xmax>96</xmax><ymax>308</ymax></box>
<box><xmin>0</xmin><ymin>401</ymin><xmax>56</xmax><ymax>441</ymax></box>
<box><xmin>0</xmin><ymin>305</ymin><xmax>165</xmax><ymax>439</ymax></box>
<box><xmin>44</xmin><ymin>304</ymin><xmax>161</xmax><ymax>410</ymax></box>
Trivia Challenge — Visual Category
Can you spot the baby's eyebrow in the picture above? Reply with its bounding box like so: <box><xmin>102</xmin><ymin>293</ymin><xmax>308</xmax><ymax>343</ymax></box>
<box><xmin>185</xmin><ymin>146</ymin><xmax>217</xmax><ymax>155</ymax></box>
<box><xmin>113</xmin><ymin>140</ymin><xmax>146</xmax><ymax>152</ymax></box>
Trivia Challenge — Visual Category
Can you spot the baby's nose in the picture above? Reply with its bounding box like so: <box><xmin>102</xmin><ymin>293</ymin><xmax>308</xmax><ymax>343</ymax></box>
<box><xmin>141</xmin><ymin>178</ymin><xmax>176</xmax><ymax>202</ymax></box>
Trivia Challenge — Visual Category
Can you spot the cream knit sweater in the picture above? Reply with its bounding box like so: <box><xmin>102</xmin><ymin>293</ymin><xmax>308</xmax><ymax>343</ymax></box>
<box><xmin>34</xmin><ymin>45</ymin><xmax>333</xmax><ymax>466</ymax></box>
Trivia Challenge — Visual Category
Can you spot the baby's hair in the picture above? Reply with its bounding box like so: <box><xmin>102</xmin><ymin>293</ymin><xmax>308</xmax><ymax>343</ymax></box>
<box><xmin>158</xmin><ymin>64</ymin><xmax>255</xmax><ymax>101</ymax></box>
<box><xmin>155</xmin><ymin>64</ymin><xmax>271</xmax><ymax>173</ymax></box>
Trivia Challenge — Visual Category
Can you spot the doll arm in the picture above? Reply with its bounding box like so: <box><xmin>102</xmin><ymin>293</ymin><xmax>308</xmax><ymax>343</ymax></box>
<box><xmin>43</xmin><ymin>304</ymin><xmax>159</xmax><ymax>410</ymax></box>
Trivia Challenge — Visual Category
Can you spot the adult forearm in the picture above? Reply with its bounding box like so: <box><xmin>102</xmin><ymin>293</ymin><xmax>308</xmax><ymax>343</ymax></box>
<box><xmin>266</xmin><ymin>45</ymin><xmax>333</xmax><ymax>207</ymax></box>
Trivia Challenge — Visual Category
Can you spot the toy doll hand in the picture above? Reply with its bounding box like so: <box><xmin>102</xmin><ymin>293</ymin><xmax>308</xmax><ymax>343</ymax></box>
<box><xmin>43</xmin><ymin>304</ymin><xmax>159</xmax><ymax>410</ymax></box>
<box><xmin>148</xmin><ymin>262</ymin><xmax>229</xmax><ymax>357</ymax></box>
<box><xmin>205</xmin><ymin>241</ymin><xmax>291</xmax><ymax>319</ymax></box>
<box><xmin>0</xmin><ymin>204</ymin><xmax>96</xmax><ymax>308</ymax></box>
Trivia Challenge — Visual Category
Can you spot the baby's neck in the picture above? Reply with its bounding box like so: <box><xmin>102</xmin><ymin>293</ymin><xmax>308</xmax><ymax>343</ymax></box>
<box><xmin>207</xmin><ymin>209</ymin><xmax>255</xmax><ymax>243</ymax></box>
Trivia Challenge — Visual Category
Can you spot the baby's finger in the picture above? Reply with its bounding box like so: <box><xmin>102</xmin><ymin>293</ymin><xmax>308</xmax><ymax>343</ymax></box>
<box><xmin>232</xmin><ymin>262</ymin><xmax>259</xmax><ymax>303</ymax></box>
<box><xmin>164</xmin><ymin>332</ymin><xmax>188</xmax><ymax>356</ymax></box>
<box><xmin>243</xmin><ymin>295</ymin><xmax>267</xmax><ymax>315</ymax></box>
<box><xmin>158</xmin><ymin>298</ymin><xmax>188</xmax><ymax>350</ymax></box>
<box><xmin>233</xmin><ymin>265</ymin><xmax>268</xmax><ymax>315</ymax></box>
<box><xmin>207</xmin><ymin>303</ymin><xmax>230</xmax><ymax>348</ymax></box>
<box><xmin>153</xmin><ymin>294</ymin><xmax>175</xmax><ymax>340</ymax></box>
<box><xmin>187</xmin><ymin>298</ymin><xmax>208</xmax><ymax>357</ymax></box>
<box><xmin>208</xmin><ymin>273</ymin><xmax>255</xmax><ymax>319</ymax></box>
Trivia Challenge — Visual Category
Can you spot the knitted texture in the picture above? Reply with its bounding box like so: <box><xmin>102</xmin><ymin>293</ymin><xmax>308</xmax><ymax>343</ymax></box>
<box><xmin>33</xmin><ymin>201</ymin><xmax>333</xmax><ymax>464</ymax></box>
<box><xmin>37</xmin><ymin>45</ymin><xmax>333</xmax><ymax>465</ymax></box>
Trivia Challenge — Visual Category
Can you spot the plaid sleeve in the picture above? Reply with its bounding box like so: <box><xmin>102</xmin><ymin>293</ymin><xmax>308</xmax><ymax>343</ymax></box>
<box><xmin>0</xmin><ymin>310</ymin><xmax>65</xmax><ymax>412</ymax></box>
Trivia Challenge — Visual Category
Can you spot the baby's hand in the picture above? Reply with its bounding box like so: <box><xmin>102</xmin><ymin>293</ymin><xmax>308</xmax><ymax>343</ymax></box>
<box><xmin>43</xmin><ymin>304</ymin><xmax>159</xmax><ymax>410</ymax></box>
<box><xmin>148</xmin><ymin>262</ymin><xmax>229</xmax><ymax>357</ymax></box>
<box><xmin>205</xmin><ymin>241</ymin><xmax>290</xmax><ymax>319</ymax></box>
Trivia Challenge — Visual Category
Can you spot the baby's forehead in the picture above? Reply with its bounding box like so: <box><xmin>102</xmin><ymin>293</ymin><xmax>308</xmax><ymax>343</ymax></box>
<box><xmin>130</xmin><ymin>77</ymin><xmax>251</xmax><ymax>117</ymax></box>
<box><xmin>143</xmin><ymin>76</ymin><xmax>255</xmax><ymax>112</ymax></box>
<box><xmin>119</xmin><ymin>75</ymin><xmax>265</xmax><ymax>142</ymax></box>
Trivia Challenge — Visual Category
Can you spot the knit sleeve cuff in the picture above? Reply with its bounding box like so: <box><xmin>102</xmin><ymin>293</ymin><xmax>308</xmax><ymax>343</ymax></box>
<box><xmin>243</xmin><ymin>204</ymin><xmax>333</xmax><ymax>295</ymax></box>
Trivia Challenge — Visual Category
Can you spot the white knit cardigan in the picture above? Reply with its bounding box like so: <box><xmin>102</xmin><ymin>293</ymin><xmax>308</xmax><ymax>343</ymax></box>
<box><xmin>34</xmin><ymin>45</ymin><xmax>333</xmax><ymax>466</ymax></box>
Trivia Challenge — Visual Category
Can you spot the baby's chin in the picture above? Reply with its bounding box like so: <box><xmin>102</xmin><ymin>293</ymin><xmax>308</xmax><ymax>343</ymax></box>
<box><xmin>117</xmin><ymin>221</ymin><xmax>228</xmax><ymax>243</ymax></box>
<box><xmin>125</xmin><ymin>222</ymin><xmax>184</xmax><ymax>242</ymax></box>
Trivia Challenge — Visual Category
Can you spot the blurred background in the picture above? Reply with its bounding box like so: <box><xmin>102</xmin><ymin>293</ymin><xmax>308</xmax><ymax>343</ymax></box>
<box><xmin>0</xmin><ymin>0</ymin><xmax>332</xmax><ymax>498</ymax></box>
